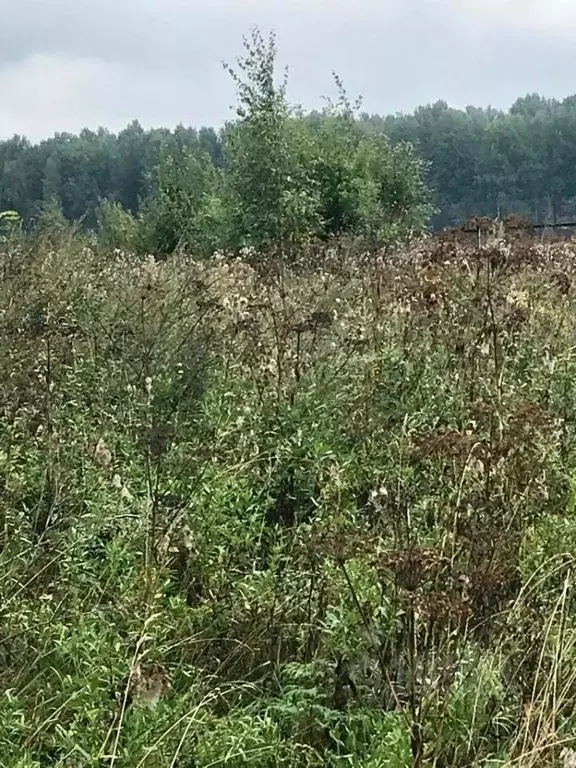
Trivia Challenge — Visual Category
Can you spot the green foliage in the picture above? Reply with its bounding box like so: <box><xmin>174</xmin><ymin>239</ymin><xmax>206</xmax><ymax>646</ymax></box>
<box><xmin>0</xmin><ymin>31</ymin><xmax>433</xmax><ymax>258</ymax></box>
<box><xmin>352</xmin><ymin>135</ymin><xmax>432</xmax><ymax>243</ymax></box>
<box><xmin>95</xmin><ymin>198</ymin><xmax>140</xmax><ymax>253</ymax></box>
<box><xmin>139</xmin><ymin>142</ymin><xmax>223</xmax><ymax>256</ymax></box>
<box><xmin>221</xmin><ymin>28</ymin><xmax>321</xmax><ymax>255</ymax></box>
<box><xmin>30</xmin><ymin>198</ymin><xmax>80</xmax><ymax>251</ymax></box>
<box><xmin>7</xmin><ymin>28</ymin><xmax>576</xmax><ymax>768</ymax></box>
<box><xmin>9</xmin><ymin>85</ymin><xmax>576</xmax><ymax>235</ymax></box>
<box><xmin>310</xmin><ymin>78</ymin><xmax>432</xmax><ymax>244</ymax></box>
<box><xmin>0</xmin><ymin>209</ymin><xmax>21</xmax><ymax>223</ymax></box>
<box><xmin>34</xmin><ymin>197</ymin><xmax>69</xmax><ymax>231</ymax></box>
<box><xmin>219</xmin><ymin>36</ymin><xmax>430</xmax><ymax>257</ymax></box>
<box><xmin>0</xmin><ymin>209</ymin><xmax>20</xmax><ymax>243</ymax></box>
<box><xmin>366</xmin><ymin>95</ymin><xmax>576</xmax><ymax>225</ymax></box>
<box><xmin>1</xmin><ymin>226</ymin><xmax>576</xmax><ymax>764</ymax></box>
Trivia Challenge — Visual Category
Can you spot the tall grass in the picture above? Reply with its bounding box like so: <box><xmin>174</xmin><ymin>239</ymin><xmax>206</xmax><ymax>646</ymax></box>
<box><xmin>1</xmin><ymin>227</ymin><xmax>576</xmax><ymax>766</ymax></box>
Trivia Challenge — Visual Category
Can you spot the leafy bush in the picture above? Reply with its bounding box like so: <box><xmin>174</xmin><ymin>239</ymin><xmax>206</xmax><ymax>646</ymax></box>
<box><xmin>121</xmin><ymin>28</ymin><xmax>432</xmax><ymax>260</ymax></box>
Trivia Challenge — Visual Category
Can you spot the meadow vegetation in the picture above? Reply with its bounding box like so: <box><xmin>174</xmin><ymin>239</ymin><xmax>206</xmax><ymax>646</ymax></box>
<box><xmin>2</xmin><ymin>27</ymin><xmax>576</xmax><ymax>768</ymax></box>
<box><xmin>2</xmin><ymin>216</ymin><xmax>576</xmax><ymax>766</ymax></box>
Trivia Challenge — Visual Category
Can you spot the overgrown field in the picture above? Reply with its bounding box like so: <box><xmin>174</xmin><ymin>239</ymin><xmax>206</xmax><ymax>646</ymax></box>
<box><xmin>3</xmin><ymin>229</ymin><xmax>576</xmax><ymax>767</ymax></box>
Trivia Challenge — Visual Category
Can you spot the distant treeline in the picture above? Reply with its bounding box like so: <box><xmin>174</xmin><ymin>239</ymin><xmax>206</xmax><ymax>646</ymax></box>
<box><xmin>0</xmin><ymin>123</ymin><xmax>224</xmax><ymax>228</ymax></box>
<box><xmin>2</xmin><ymin>87</ymin><xmax>575</xmax><ymax>232</ymax></box>
<box><xmin>365</xmin><ymin>92</ymin><xmax>576</xmax><ymax>227</ymax></box>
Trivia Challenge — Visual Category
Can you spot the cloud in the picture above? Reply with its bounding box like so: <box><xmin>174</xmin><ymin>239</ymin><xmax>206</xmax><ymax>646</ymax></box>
<box><xmin>1</xmin><ymin>0</ymin><xmax>576</xmax><ymax>140</ymax></box>
<box><xmin>454</xmin><ymin>0</ymin><xmax>576</xmax><ymax>37</ymax></box>
<box><xmin>0</xmin><ymin>55</ymin><xmax>113</xmax><ymax>140</ymax></box>
<box><xmin>0</xmin><ymin>52</ymin><xmax>237</xmax><ymax>140</ymax></box>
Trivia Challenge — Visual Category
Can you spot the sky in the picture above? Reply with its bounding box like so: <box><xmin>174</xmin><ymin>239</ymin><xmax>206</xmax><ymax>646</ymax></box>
<box><xmin>1</xmin><ymin>0</ymin><xmax>576</xmax><ymax>141</ymax></box>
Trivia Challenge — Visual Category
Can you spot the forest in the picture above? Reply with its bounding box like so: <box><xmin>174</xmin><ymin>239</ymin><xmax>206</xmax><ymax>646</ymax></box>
<box><xmin>2</xmin><ymin>69</ymin><xmax>576</xmax><ymax>242</ymax></box>
<box><xmin>3</xmin><ymin>27</ymin><xmax>576</xmax><ymax>768</ymax></box>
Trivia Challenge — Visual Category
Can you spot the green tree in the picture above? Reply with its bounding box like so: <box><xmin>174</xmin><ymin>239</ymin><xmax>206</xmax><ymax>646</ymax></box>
<box><xmin>95</xmin><ymin>198</ymin><xmax>140</xmax><ymax>252</ymax></box>
<box><xmin>353</xmin><ymin>133</ymin><xmax>432</xmax><ymax>244</ymax></box>
<box><xmin>139</xmin><ymin>142</ymin><xmax>222</xmax><ymax>256</ymax></box>
<box><xmin>307</xmin><ymin>82</ymin><xmax>365</xmax><ymax>238</ymax></box>
<box><xmin>0</xmin><ymin>136</ymin><xmax>33</xmax><ymax>220</ymax></box>
<box><xmin>42</xmin><ymin>152</ymin><xmax>63</xmax><ymax>206</ymax></box>
<box><xmin>221</xmin><ymin>27</ymin><xmax>321</xmax><ymax>256</ymax></box>
<box><xmin>310</xmin><ymin>76</ymin><xmax>432</xmax><ymax>244</ymax></box>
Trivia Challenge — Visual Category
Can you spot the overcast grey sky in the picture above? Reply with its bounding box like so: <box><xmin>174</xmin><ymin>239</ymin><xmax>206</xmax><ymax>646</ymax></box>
<box><xmin>1</xmin><ymin>0</ymin><xmax>576</xmax><ymax>141</ymax></box>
